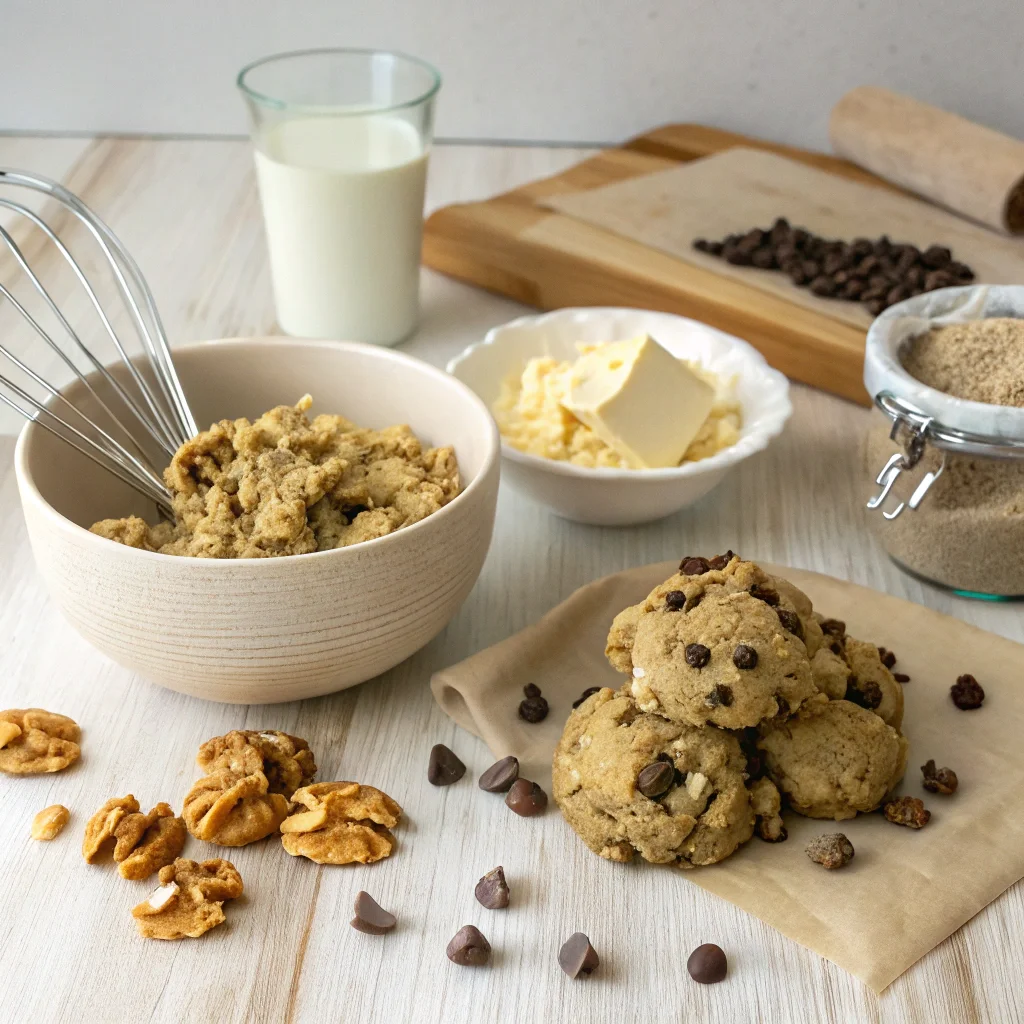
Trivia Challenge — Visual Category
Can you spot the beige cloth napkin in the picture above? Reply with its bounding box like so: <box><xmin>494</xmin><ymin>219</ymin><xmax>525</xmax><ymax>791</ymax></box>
<box><xmin>431</xmin><ymin>561</ymin><xmax>1024</xmax><ymax>992</ymax></box>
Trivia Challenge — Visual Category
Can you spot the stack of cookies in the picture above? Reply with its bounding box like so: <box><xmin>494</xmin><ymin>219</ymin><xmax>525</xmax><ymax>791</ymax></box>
<box><xmin>552</xmin><ymin>555</ymin><xmax>907</xmax><ymax>867</ymax></box>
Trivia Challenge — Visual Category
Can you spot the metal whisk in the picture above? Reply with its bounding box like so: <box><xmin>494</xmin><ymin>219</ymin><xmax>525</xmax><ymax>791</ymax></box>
<box><xmin>0</xmin><ymin>168</ymin><xmax>198</xmax><ymax>517</ymax></box>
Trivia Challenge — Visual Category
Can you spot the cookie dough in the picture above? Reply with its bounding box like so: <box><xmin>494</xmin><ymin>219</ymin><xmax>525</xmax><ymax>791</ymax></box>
<box><xmin>91</xmin><ymin>396</ymin><xmax>460</xmax><ymax>558</ymax></box>
<box><xmin>197</xmin><ymin>729</ymin><xmax>316</xmax><ymax>800</ymax></box>
<box><xmin>757</xmin><ymin>700</ymin><xmax>908</xmax><ymax>820</ymax></box>
<box><xmin>183</xmin><ymin>769</ymin><xmax>289</xmax><ymax>847</ymax></box>
<box><xmin>552</xmin><ymin>689</ymin><xmax>755</xmax><ymax>867</ymax></box>
<box><xmin>607</xmin><ymin>557</ymin><xmax>823</xmax><ymax>729</ymax></box>
<box><xmin>843</xmin><ymin>637</ymin><xmax>904</xmax><ymax>730</ymax></box>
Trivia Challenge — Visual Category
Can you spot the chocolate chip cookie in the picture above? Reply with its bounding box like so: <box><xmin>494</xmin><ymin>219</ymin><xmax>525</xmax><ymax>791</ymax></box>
<box><xmin>757</xmin><ymin>699</ymin><xmax>908</xmax><ymax>820</ymax></box>
<box><xmin>843</xmin><ymin>637</ymin><xmax>904</xmax><ymax>729</ymax></box>
<box><xmin>552</xmin><ymin>688</ymin><xmax>756</xmax><ymax>867</ymax></box>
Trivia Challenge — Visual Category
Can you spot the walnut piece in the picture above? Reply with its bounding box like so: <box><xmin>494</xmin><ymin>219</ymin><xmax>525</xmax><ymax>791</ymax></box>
<box><xmin>132</xmin><ymin>858</ymin><xmax>243</xmax><ymax>940</ymax></box>
<box><xmin>749</xmin><ymin>778</ymin><xmax>787</xmax><ymax>842</ymax></box>
<box><xmin>31</xmin><ymin>804</ymin><xmax>70</xmax><ymax>840</ymax></box>
<box><xmin>82</xmin><ymin>796</ymin><xmax>186</xmax><ymax>878</ymax></box>
<box><xmin>0</xmin><ymin>709</ymin><xmax>80</xmax><ymax>775</ymax></box>
<box><xmin>183</xmin><ymin>769</ymin><xmax>288</xmax><ymax>846</ymax></box>
<box><xmin>883</xmin><ymin>795</ymin><xmax>931</xmax><ymax>829</ymax></box>
<box><xmin>280</xmin><ymin>781</ymin><xmax>403</xmax><ymax>865</ymax></box>
<box><xmin>197</xmin><ymin>729</ymin><xmax>316</xmax><ymax>799</ymax></box>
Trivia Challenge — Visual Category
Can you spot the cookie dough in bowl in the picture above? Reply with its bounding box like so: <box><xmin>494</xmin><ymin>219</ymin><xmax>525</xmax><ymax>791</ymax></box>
<box><xmin>15</xmin><ymin>338</ymin><xmax>500</xmax><ymax>703</ymax></box>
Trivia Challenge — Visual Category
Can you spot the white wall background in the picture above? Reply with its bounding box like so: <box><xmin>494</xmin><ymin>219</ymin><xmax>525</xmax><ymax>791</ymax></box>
<box><xmin>3</xmin><ymin>0</ymin><xmax>1024</xmax><ymax>148</ymax></box>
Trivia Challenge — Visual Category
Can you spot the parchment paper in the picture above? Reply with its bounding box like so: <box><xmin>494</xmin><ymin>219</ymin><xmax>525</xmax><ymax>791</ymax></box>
<box><xmin>540</xmin><ymin>148</ymin><xmax>1024</xmax><ymax>330</ymax></box>
<box><xmin>431</xmin><ymin>561</ymin><xmax>1024</xmax><ymax>992</ymax></box>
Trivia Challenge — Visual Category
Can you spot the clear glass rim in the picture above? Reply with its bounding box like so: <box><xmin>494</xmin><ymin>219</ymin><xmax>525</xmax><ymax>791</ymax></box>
<box><xmin>237</xmin><ymin>47</ymin><xmax>441</xmax><ymax>116</ymax></box>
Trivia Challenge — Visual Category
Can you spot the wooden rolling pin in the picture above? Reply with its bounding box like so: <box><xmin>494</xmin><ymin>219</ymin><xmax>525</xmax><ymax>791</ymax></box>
<box><xmin>829</xmin><ymin>86</ymin><xmax>1024</xmax><ymax>235</ymax></box>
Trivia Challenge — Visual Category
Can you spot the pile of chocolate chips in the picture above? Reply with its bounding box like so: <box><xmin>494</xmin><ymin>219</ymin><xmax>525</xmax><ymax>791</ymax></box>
<box><xmin>693</xmin><ymin>219</ymin><xmax>975</xmax><ymax>316</ymax></box>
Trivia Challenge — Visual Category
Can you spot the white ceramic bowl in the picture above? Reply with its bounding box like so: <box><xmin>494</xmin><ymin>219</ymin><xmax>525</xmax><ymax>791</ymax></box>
<box><xmin>15</xmin><ymin>338</ymin><xmax>500</xmax><ymax>704</ymax></box>
<box><xmin>448</xmin><ymin>307</ymin><xmax>791</xmax><ymax>525</ymax></box>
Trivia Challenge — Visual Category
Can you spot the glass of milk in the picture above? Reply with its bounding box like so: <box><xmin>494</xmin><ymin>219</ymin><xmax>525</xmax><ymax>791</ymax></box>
<box><xmin>238</xmin><ymin>49</ymin><xmax>441</xmax><ymax>345</ymax></box>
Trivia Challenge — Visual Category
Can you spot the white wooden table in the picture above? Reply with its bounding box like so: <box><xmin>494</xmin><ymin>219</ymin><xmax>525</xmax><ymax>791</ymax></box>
<box><xmin>1</xmin><ymin>135</ymin><xmax>1022</xmax><ymax>1024</ymax></box>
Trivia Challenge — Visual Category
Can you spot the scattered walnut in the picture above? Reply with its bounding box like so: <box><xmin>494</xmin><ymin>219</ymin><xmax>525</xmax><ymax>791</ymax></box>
<box><xmin>749</xmin><ymin>778</ymin><xmax>787</xmax><ymax>842</ymax></box>
<box><xmin>920</xmin><ymin>759</ymin><xmax>959</xmax><ymax>795</ymax></box>
<box><xmin>183</xmin><ymin>769</ymin><xmax>288</xmax><ymax>847</ymax></box>
<box><xmin>883</xmin><ymin>795</ymin><xmax>931</xmax><ymax>828</ymax></box>
<box><xmin>132</xmin><ymin>857</ymin><xmax>243</xmax><ymax>940</ymax></box>
<box><xmin>806</xmin><ymin>833</ymin><xmax>855</xmax><ymax>869</ymax></box>
<box><xmin>950</xmin><ymin>674</ymin><xmax>985</xmax><ymax>710</ymax></box>
<box><xmin>0</xmin><ymin>709</ymin><xmax>80</xmax><ymax>775</ymax></box>
<box><xmin>31</xmin><ymin>804</ymin><xmax>70</xmax><ymax>840</ymax></box>
<box><xmin>197</xmin><ymin>729</ymin><xmax>316</xmax><ymax>799</ymax></box>
<box><xmin>280</xmin><ymin>781</ymin><xmax>403</xmax><ymax>865</ymax></box>
<box><xmin>82</xmin><ymin>796</ymin><xmax>186</xmax><ymax>878</ymax></box>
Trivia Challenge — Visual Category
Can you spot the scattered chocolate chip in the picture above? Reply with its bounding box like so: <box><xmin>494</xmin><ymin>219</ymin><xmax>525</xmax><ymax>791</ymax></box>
<box><xmin>893</xmin><ymin>672</ymin><xmax>911</xmax><ymax>683</ymax></box>
<box><xmin>883</xmin><ymin>795</ymin><xmax>931</xmax><ymax>828</ymax></box>
<box><xmin>830</xmin><ymin>641</ymin><xmax>843</xmax><ymax>656</ymax></box>
<box><xmin>558</xmin><ymin>932</ymin><xmax>599</xmax><ymax>978</ymax></box>
<box><xmin>705</xmin><ymin>684</ymin><xmax>733</xmax><ymax>708</ymax></box>
<box><xmin>708</xmin><ymin>550</ymin><xmax>735</xmax><ymax>570</ymax></box>
<box><xmin>878</xmin><ymin>646</ymin><xmax>897</xmax><ymax>669</ymax></box>
<box><xmin>523</xmin><ymin>683</ymin><xmax>541</xmax><ymax>699</ymax></box>
<box><xmin>846</xmin><ymin>676</ymin><xmax>882</xmax><ymax>711</ymax></box>
<box><xmin>685</xmin><ymin>643</ymin><xmax>711</xmax><ymax>668</ymax></box>
<box><xmin>733</xmin><ymin>644</ymin><xmax>758</xmax><ymax>670</ymax></box>
<box><xmin>478</xmin><ymin>756</ymin><xmax>519</xmax><ymax>793</ymax></box>
<box><xmin>474</xmin><ymin>866</ymin><xmax>510</xmax><ymax>909</ymax></box>
<box><xmin>951</xmin><ymin>674</ymin><xmax>985</xmax><ymax>710</ymax></box>
<box><xmin>749</xmin><ymin>583</ymin><xmax>780</xmax><ymax>605</ymax></box>
<box><xmin>921</xmin><ymin>759</ymin><xmax>958</xmax><ymax>795</ymax></box>
<box><xmin>637</xmin><ymin>760</ymin><xmax>676</xmax><ymax>798</ymax></box>
<box><xmin>572</xmin><ymin>686</ymin><xmax>602</xmax><ymax>709</ymax></box>
<box><xmin>350</xmin><ymin>891</ymin><xmax>397</xmax><ymax>934</ymax></box>
<box><xmin>680</xmin><ymin>557</ymin><xmax>712</xmax><ymax>576</ymax></box>
<box><xmin>776</xmin><ymin>608</ymin><xmax>803</xmax><ymax>638</ymax></box>
<box><xmin>819</xmin><ymin>618</ymin><xmax>846</xmax><ymax>638</ymax></box>
<box><xmin>687</xmin><ymin>943</ymin><xmax>728</xmax><ymax>984</ymax></box>
<box><xmin>806</xmin><ymin>833</ymin><xmax>855</xmax><ymax>869</ymax></box>
<box><xmin>428</xmin><ymin>744</ymin><xmax>466</xmax><ymax>786</ymax></box>
<box><xmin>446</xmin><ymin>925</ymin><xmax>491</xmax><ymax>966</ymax></box>
<box><xmin>506</xmin><ymin>779</ymin><xmax>547</xmax><ymax>816</ymax></box>
<box><xmin>519</xmin><ymin>696</ymin><xmax>550</xmax><ymax>723</ymax></box>
<box><xmin>665</xmin><ymin>590</ymin><xmax>687</xmax><ymax>611</ymax></box>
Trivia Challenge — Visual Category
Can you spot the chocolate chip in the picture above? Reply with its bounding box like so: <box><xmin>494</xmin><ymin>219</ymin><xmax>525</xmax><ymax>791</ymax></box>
<box><xmin>428</xmin><ymin>744</ymin><xmax>466</xmax><ymax>786</ymax></box>
<box><xmin>883</xmin><ymin>795</ymin><xmax>930</xmax><ymax>828</ymax></box>
<box><xmin>820</xmin><ymin>618</ymin><xmax>846</xmax><ymax>638</ymax></box>
<box><xmin>749</xmin><ymin>583</ymin><xmax>780</xmax><ymax>605</ymax></box>
<box><xmin>776</xmin><ymin>608</ymin><xmax>803</xmax><ymax>638</ymax></box>
<box><xmin>474</xmin><ymin>866</ymin><xmax>510</xmax><ymax>909</ymax></box>
<box><xmin>446</xmin><ymin>925</ymin><xmax>491</xmax><ymax>966</ymax></box>
<box><xmin>878</xmin><ymin>646</ymin><xmax>897</xmax><ymax>669</ymax></box>
<box><xmin>951</xmin><ymin>674</ymin><xmax>985</xmax><ymax>710</ymax></box>
<box><xmin>637</xmin><ymin>761</ymin><xmax>675</xmax><ymax>798</ymax></box>
<box><xmin>922</xmin><ymin>244</ymin><xmax>951</xmax><ymax>268</ymax></box>
<box><xmin>705</xmin><ymin>684</ymin><xmax>733</xmax><ymax>708</ymax></box>
<box><xmin>680</xmin><ymin>557</ymin><xmax>712</xmax><ymax>576</ymax></box>
<box><xmin>806</xmin><ymin>833</ymin><xmax>855</xmax><ymax>869</ymax></box>
<box><xmin>518</xmin><ymin>696</ymin><xmax>549</xmax><ymax>723</ymax></box>
<box><xmin>505</xmin><ymin>779</ymin><xmax>547</xmax><ymax>816</ymax></box>
<box><xmin>558</xmin><ymin>932</ymin><xmax>599</xmax><ymax>978</ymax></box>
<box><xmin>572</xmin><ymin>686</ymin><xmax>601</xmax><ymax>709</ymax></box>
<box><xmin>894</xmin><ymin>672</ymin><xmax>911</xmax><ymax>683</ymax></box>
<box><xmin>478</xmin><ymin>755</ymin><xmax>519</xmax><ymax>793</ymax></box>
<box><xmin>523</xmin><ymin>683</ymin><xmax>541</xmax><ymax>699</ymax></box>
<box><xmin>350</xmin><ymin>891</ymin><xmax>397</xmax><ymax>934</ymax></box>
<box><xmin>693</xmin><ymin>238</ymin><xmax>711</xmax><ymax>252</ymax></box>
<box><xmin>733</xmin><ymin>644</ymin><xmax>758</xmax><ymax>670</ymax></box>
<box><xmin>685</xmin><ymin>643</ymin><xmax>711</xmax><ymax>668</ymax></box>
<box><xmin>921</xmin><ymin>759</ymin><xmax>958</xmax><ymax>795</ymax></box>
<box><xmin>665</xmin><ymin>590</ymin><xmax>687</xmax><ymax>610</ymax></box>
<box><xmin>687</xmin><ymin>943</ymin><xmax>728</xmax><ymax>984</ymax></box>
<box><xmin>846</xmin><ymin>676</ymin><xmax>882</xmax><ymax>710</ymax></box>
<box><xmin>708</xmin><ymin>550</ymin><xmax>735</xmax><ymax>570</ymax></box>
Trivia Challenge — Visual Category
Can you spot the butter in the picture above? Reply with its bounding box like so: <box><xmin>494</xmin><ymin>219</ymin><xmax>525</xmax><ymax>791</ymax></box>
<box><xmin>560</xmin><ymin>335</ymin><xmax>715</xmax><ymax>469</ymax></box>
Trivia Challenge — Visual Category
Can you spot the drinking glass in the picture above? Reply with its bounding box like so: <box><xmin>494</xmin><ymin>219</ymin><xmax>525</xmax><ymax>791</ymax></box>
<box><xmin>238</xmin><ymin>49</ymin><xmax>441</xmax><ymax>345</ymax></box>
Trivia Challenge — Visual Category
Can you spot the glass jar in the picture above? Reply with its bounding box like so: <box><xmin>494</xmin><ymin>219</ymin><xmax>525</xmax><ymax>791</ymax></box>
<box><xmin>862</xmin><ymin>285</ymin><xmax>1024</xmax><ymax>599</ymax></box>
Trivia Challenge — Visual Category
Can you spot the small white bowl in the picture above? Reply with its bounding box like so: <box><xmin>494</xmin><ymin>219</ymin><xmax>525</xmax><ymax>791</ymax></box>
<box><xmin>16</xmin><ymin>338</ymin><xmax>500</xmax><ymax>704</ymax></box>
<box><xmin>448</xmin><ymin>307</ymin><xmax>791</xmax><ymax>525</ymax></box>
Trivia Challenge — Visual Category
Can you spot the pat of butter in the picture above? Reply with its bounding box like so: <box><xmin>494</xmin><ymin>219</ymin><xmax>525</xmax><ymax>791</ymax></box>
<box><xmin>560</xmin><ymin>336</ymin><xmax>715</xmax><ymax>469</ymax></box>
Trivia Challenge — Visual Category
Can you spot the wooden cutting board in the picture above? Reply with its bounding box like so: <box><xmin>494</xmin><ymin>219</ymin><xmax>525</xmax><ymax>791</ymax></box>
<box><xmin>422</xmin><ymin>124</ymin><xmax>1024</xmax><ymax>406</ymax></box>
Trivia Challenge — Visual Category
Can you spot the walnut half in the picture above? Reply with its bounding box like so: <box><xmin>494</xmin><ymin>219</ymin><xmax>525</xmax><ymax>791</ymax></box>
<box><xmin>280</xmin><ymin>782</ymin><xmax>403</xmax><ymax>865</ymax></box>
<box><xmin>132</xmin><ymin>858</ymin><xmax>243</xmax><ymax>940</ymax></box>
<box><xmin>82</xmin><ymin>796</ymin><xmax>186</xmax><ymax>879</ymax></box>
<box><xmin>197</xmin><ymin>729</ymin><xmax>316</xmax><ymax>800</ymax></box>
<box><xmin>0</xmin><ymin>709</ymin><xmax>81</xmax><ymax>775</ymax></box>
<box><xmin>183</xmin><ymin>770</ymin><xmax>288</xmax><ymax>847</ymax></box>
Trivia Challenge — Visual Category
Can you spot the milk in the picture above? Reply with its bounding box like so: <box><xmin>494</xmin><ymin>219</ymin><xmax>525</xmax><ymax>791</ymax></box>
<box><xmin>254</xmin><ymin>116</ymin><xmax>428</xmax><ymax>344</ymax></box>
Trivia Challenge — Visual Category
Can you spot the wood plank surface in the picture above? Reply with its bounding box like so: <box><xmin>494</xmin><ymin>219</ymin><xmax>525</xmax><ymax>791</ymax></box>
<box><xmin>1</xmin><ymin>135</ymin><xmax>1023</xmax><ymax>1024</ymax></box>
